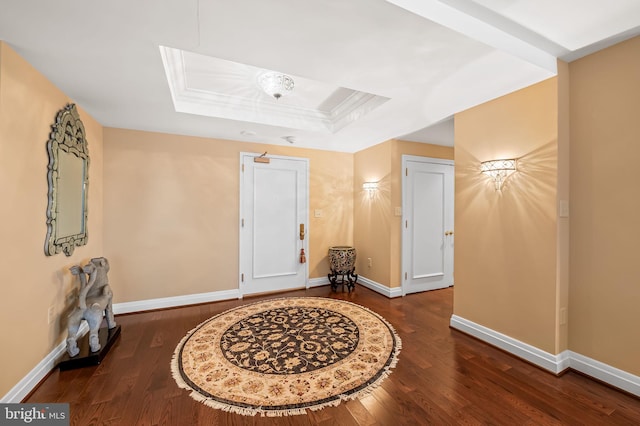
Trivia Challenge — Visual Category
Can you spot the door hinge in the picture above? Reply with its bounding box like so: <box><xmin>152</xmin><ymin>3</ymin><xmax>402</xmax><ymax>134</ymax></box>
<box><xmin>405</xmin><ymin>220</ymin><xmax>408</xmax><ymax>228</ymax></box>
<box><xmin>405</xmin><ymin>272</ymin><xmax>407</xmax><ymax>280</ymax></box>
<box><xmin>242</xmin><ymin>164</ymin><xmax>244</xmax><ymax>172</ymax></box>
<box><xmin>241</xmin><ymin>273</ymin><xmax>244</xmax><ymax>282</ymax></box>
<box><xmin>241</xmin><ymin>218</ymin><xmax>244</xmax><ymax>227</ymax></box>
<box><xmin>405</xmin><ymin>167</ymin><xmax>408</xmax><ymax>176</ymax></box>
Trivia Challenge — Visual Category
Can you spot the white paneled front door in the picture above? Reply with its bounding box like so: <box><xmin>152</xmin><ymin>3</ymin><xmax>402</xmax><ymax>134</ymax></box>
<box><xmin>239</xmin><ymin>153</ymin><xmax>309</xmax><ymax>296</ymax></box>
<box><xmin>402</xmin><ymin>156</ymin><xmax>454</xmax><ymax>295</ymax></box>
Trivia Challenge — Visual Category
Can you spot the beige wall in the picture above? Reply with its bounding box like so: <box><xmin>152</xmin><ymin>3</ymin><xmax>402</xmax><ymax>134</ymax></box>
<box><xmin>0</xmin><ymin>42</ymin><xmax>104</xmax><ymax>397</ymax></box>
<box><xmin>100</xmin><ymin>133</ymin><xmax>452</xmax><ymax>302</ymax></box>
<box><xmin>354</xmin><ymin>141</ymin><xmax>393</xmax><ymax>285</ymax></box>
<box><xmin>453</xmin><ymin>38</ymin><xmax>640</xmax><ymax>375</ymax></box>
<box><xmin>103</xmin><ymin>128</ymin><xmax>354</xmax><ymax>303</ymax></box>
<box><xmin>569</xmin><ymin>36</ymin><xmax>640</xmax><ymax>375</ymax></box>
<box><xmin>454</xmin><ymin>78</ymin><xmax>560</xmax><ymax>353</ymax></box>
<box><xmin>354</xmin><ymin>139</ymin><xmax>454</xmax><ymax>287</ymax></box>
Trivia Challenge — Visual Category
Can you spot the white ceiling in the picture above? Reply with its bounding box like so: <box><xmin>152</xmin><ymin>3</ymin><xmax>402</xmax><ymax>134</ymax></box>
<box><xmin>0</xmin><ymin>0</ymin><xmax>638</xmax><ymax>152</ymax></box>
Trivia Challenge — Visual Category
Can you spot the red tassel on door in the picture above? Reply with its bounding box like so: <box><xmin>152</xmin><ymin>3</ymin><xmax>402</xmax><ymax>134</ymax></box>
<box><xmin>300</xmin><ymin>248</ymin><xmax>306</xmax><ymax>263</ymax></box>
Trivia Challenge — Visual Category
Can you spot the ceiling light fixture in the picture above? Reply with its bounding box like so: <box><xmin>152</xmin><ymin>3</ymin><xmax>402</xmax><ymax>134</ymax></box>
<box><xmin>257</xmin><ymin>71</ymin><xmax>295</xmax><ymax>100</ymax></box>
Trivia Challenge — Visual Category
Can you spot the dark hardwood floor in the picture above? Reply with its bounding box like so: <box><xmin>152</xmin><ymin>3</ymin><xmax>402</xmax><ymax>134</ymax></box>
<box><xmin>26</xmin><ymin>285</ymin><xmax>640</xmax><ymax>425</ymax></box>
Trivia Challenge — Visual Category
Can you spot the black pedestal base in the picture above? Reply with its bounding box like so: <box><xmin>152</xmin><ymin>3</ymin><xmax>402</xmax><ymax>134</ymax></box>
<box><xmin>57</xmin><ymin>324</ymin><xmax>121</xmax><ymax>371</ymax></box>
<box><xmin>329</xmin><ymin>270</ymin><xmax>358</xmax><ymax>292</ymax></box>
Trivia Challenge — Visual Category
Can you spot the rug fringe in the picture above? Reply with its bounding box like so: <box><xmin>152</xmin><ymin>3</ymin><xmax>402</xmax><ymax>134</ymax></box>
<box><xmin>186</xmin><ymin>392</ymin><xmax>354</xmax><ymax>417</ymax></box>
<box><xmin>170</xmin><ymin>329</ymin><xmax>198</xmax><ymax>392</ymax></box>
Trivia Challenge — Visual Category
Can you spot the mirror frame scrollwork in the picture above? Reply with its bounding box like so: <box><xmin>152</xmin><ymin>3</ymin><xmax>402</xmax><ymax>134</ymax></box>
<box><xmin>45</xmin><ymin>104</ymin><xmax>90</xmax><ymax>256</ymax></box>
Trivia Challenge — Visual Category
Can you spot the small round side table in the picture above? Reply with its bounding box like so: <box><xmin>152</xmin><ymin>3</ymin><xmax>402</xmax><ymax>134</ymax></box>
<box><xmin>328</xmin><ymin>246</ymin><xmax>358</xmax><ymax>292</ymax></box>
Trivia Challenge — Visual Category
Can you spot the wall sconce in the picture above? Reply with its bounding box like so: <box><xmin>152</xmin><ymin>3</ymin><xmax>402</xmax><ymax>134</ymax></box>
<box><xmin>362</xmin><ymin>181</ymin><xmax>379</xmax><ymax>198</ymax></box>
<box><xmin>481</xmin><ymin>159</ymin><xmax>517</xmax><ymax>190</ymax></box>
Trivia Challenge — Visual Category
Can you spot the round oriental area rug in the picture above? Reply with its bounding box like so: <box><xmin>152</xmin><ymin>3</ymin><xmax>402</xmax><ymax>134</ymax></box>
<box><xmin>171</xmin><ymin>297</ymin><xmax>401</xmax><ymax>416</ymax></box>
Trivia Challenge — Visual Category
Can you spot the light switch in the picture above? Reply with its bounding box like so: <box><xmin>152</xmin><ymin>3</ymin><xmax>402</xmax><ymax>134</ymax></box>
<box><xmin>559</xmin><ymin>200</ymin><xmax>569</xmax><ymax>218</ymax></box>
<box><xmin>560</xmin><ymin>307</ymin><xmax>568</xmax><ymax>325</ymax></box>
<box><xmin>394</xmin><ymin>207</ymin><xmax>402</xmax><ymax>216</ymax></box>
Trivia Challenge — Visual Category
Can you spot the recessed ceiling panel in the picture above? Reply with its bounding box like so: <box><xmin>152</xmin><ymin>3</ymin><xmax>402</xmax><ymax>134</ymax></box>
<box><xmin>160</xmin><ymin>46</ymin><xmax>389</xmax><ymax>133</ymax></box>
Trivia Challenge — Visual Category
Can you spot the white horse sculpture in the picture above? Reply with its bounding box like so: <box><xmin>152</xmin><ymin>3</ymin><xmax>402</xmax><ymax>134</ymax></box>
<box><xmin>66</xmin><ymin>257</ymin><xmax>116</xmax><ymax>357</ymax></box>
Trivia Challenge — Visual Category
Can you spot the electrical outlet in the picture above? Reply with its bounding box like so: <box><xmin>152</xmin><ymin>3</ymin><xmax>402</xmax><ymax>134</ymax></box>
<box><xmin>47</xmin><ymin>305</ymin><xmax>55</xmax><ymax>324</ymax></box>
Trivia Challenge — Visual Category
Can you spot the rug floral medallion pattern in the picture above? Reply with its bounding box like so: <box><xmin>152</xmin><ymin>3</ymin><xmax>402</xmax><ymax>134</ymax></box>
<box><xmin>172</xmin><ymin>297</ymin><xmax>401</xmax><ymax>416</ymax></box>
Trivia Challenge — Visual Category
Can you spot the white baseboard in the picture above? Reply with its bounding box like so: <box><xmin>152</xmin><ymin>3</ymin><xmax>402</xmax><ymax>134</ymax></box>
<box><xmin>309</xmin><ymin>275</ymin><xmax>403</xmax><ymax>298</ymax></box>
<box><xmin>3</xmin><ymin>289</ymin><xmax>242</xmax><ymax>402</ymax></box>
<box><xmin>450</xmin><ymin>314</ymin><xmax>570</xmax><ymax>374</ymax></box>
<box><xmin>1</xmin><ymin>322</ymin><xmax>89</xmax><ymax>403</ymax></box>
<box><xmin>112</xmin><ymin>278</ymin><xmax>398</xmax><ymax>315</ymax></box>
<box><xmin>308</xmin><ymin>277</ymin><xmax>330</xmax><ymax>288</ymax></box>
<box><xmin>450</xmin><ymin>314</ymin><xmax>640</xmax><ymax>397</ymax></box>
<box><xmin>568</xmin><ymin>351</ymin><xmax>640</xmax><ymax>397</ymax></box>
<box><xmin>358</xmin><ymin>276</ymin><xmax>403</xmax><ymax>298</ymax></box>
<box><xmin>112</xmin><ymin>289</ymin><xmax>241</xmax><ymax>314</ymax></box>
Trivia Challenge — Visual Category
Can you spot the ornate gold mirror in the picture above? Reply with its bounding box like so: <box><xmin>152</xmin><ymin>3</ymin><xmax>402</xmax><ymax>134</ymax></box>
<box><xmin>45</xmin><ymin>104</ymin><xmax>89</xmax><ymax>256</ymax></box>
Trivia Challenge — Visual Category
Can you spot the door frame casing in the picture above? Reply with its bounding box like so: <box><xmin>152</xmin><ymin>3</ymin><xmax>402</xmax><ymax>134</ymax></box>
<box><xmin>401</xmin><ymin>155</ymin><xmax>455</xmax><ymax>297</ymax></box>
<box><xmin>238</xmin><ymin>152</ymin><xmax>310</xmax><ymax>297</ymax></box>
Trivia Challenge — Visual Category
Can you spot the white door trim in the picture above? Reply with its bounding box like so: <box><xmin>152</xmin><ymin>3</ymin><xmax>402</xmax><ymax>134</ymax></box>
<box><xmin>401</xmin><ymin>155</ymin><xmax>455</xmax><ymax>297</ymax></box>
<box><xmin>238</xmin><ymin>152</ymin><xmax>310</xmax><ymax>297</ymax></box>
